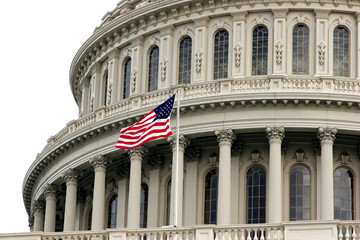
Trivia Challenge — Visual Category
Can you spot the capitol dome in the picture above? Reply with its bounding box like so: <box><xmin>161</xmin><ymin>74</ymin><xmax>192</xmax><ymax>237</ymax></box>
<box><xmin>20</xmin><ymin>0</ymin><xmax>360</xmax><ymax>239</ymax></box>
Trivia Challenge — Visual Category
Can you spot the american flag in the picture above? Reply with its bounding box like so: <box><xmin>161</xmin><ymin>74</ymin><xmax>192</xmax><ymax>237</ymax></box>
<box><xmin>115</xmin><ymin>95</ymin><xmax>175</xmax><ymax>149</ymax></box>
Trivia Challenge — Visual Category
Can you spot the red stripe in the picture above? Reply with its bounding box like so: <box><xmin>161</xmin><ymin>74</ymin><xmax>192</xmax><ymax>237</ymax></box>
<box><xmin>116</xmin><ymin>131</ymin><xmax>173</xmax><ymax>149</ymax></box>
<box><xmin>117</xmin><ymin>125</ymin><xmax>171</xmax><ymax>143</ymax></box>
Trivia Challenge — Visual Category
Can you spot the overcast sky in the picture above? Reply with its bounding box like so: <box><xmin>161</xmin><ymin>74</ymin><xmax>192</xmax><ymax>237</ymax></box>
<box><xmin>0</xmin><ymin>0</ymin><xmax>118</xmax><ymax>233</ymax></box>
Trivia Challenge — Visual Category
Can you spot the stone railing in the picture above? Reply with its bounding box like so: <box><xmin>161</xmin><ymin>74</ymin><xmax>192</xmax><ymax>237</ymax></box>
<box><xmin>41</xmin><ymin>77</ymin><xmax>360</xmax><ymax>154</ymax></box>
<box><xmin>3</xmin><ymin>222</ymin><xmax>360</xmax><ymax>240</ymax></box>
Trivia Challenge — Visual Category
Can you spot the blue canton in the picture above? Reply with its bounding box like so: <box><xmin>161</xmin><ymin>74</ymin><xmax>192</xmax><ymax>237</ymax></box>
<box><xmin>153</xmin><ymin>94</ymin><xmax>175</xmax><ymax>120</ymax></box>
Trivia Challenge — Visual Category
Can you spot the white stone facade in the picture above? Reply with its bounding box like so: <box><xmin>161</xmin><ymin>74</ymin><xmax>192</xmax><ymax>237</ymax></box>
<box><xmin>17</xmin><ymin>0</ymin><xmax>360</xmax><ymax>240</ymax></box>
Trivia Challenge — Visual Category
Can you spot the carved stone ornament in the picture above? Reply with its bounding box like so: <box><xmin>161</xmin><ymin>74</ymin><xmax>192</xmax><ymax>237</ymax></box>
<box><xmin>249</xmin><ymin>149</ymin><xmax>263</xmax><ymax>163</ymax></box>
<box><xmin>313</xmin><ymin>140</ymin><xmax>321</xmax><ymax>156</ymax></box>
<box><xmin>28</xmin><ymin>216</ymin><xmax>34</xmax><ymax>228</ymax></box>
<box><xmin>317</xmin><ymin>127</ymin><xmax>337</xmax><ymax>142</ymax></box>
<box><xmin>62</xmin><ymin>168</ymin><xmax>82</xmax><ymax>183</ymax></box>
<box><xmin>338</xmin><ymin>151</ymin><xmax>350</xmax><ymax>165</ymax></box>
<box><xmin>231</xmin><ymin>141</ymin><xmax>243</xmax><ymax>157</ymax></box>
<box><xmin>180</xmin><ymin>27</ymin><xmax>189</xmax><ymax>37</ymax></box>
<box><xmin>89</xmin><ymin>96</ymin><xmax>94</xmax><ymax>112</ymax></box>
<box><xmin>337</xmin><ymin>16</ymin><xmax>345</xmax><ymax>25</ymax></box>
<box><xmin>106</xmin><ymin>82</ymin><xmax>113</xmax><ymax>105</ymax></box>
<box><xmin>234</xmin><ymin>42</ymin><xmax>242</xmax><ymax>67</ymax></box>
<box><xmin>185</xmin><ymin>146</ymin><xmax>201</xmax><ymax>162</ymax></box>
<box><xmin>317</xmin><ymin>41</ymin><xmax>326</xmax><ymax>65</ymax></box>
<box><xmin>131</xmin><ymin>68</ymin><xmax>137</xmax><ymax>92</ymax></box>
<box><xmin>102</xmin><ymin>61</ymin><xmax>109</xmax><ymax>72</ymax></box>
<box><xmin>146</xmin><ymin>153</ymin><xmax>164</xmax><ymax>169</ymax></box>
<box><xmin>256</xmin><ymin>16</ymin><xmax>264</xmax><ymax>24</ymax></box>
<box><xmin>43</xmin><ymin>184</ymin><xmax>59</xmax><ymax>198</ymax></box>
<box><xmin>296</xmin><ymin>14</ymin><xmax>305</xmax><ymax>23</ymax></box>
<box><xmin>215</xmin><ymin>129</ymin><xmax>236</xmax><ymax>144</ymax></box>
<box><xmin>160</xmin><ymin>57</ymin><xmax>167</xmax><ymax>81</ymax></box>
<box><xmin>126</xmin><ymin>146</ymin><xmax>147</xmax><ymax>159</ymax></box>
<box><xmin>208</xmin><ymin>153</ymin><xmax>218</xmax><ymax>166</ymax></box>
<box><xmin>168</xmin><ymin>134</ymin><xmax>190</xmax><ymax>151</ymax></box>
<box><xmin>148</xmin><ymin>36</ymin><xmax>159</xmax><ymax>47</ymax></box>
<box><xmin>266</xmin><ymin>126</ymin><xmax>285</xmax><ymax>142</ymax></box>
<box><xmin>117</xmin><ymin>162</ymin><xmax>130</xmax><ymax>179</ymax></box>
<box><xmin>275</xmin><ymin>40</ymin><xmax>284</xmax><ymax>65</ymax></box>
<box><xmin>89</xmin><ymin>155</ymin><xmax>111</xmax><ymax>169</ymax></box>
<box><xmin>195</xmin><ymin>49</ymin><xmax>203</xmax><ymax>73</ymax></box>
<box><xmin>86</xmin><ymin>193</ymin><xmax>93</xmax><ymax>205</ymax></box>
<box><xmin>32</xmin><ymin>200</ymin><xmax>45</xmax><ymax>213</ymax></box>
<box><xmin>292</xmin><ymin>149</ymin><xmax>308</xmax><ymax>162</ymax></box>
<box><xmin>107</xmin><ymin>180</ymin><xmax>118</xmax><ymax>193</ymax></box>
<box><xmin>216</xmin><ymin>21</ymin><xmax>225</xmax><ymax>29</ymax></box>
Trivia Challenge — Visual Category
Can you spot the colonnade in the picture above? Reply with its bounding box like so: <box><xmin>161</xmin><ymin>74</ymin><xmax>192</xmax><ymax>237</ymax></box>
<box><xmin>31</xmin><ymin>127</ymin><xmax>337</xmax><ymax>232</ymax></box>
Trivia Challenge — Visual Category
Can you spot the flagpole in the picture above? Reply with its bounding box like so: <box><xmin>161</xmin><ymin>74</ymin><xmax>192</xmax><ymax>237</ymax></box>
<box><xmin>174</xmin><ymin>87</ymin><xmax>180</xmax><ymax>227</ymax></box>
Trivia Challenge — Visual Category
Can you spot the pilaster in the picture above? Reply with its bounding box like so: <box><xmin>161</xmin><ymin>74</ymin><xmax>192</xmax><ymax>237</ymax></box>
<box><xmin>356</xmin><ymin>13</ymin><xmax>360</xmax><ymax>79</ymax></box>
<box><xmin>108</xmin><ymin>49</ymin><xmax>120</xmax><ymax>104</ymax></box>
<box><xmin>272</xmin><ymin>9</ymin><xmax>288</xmax><ymax>75</ymax></box>
<box><xmin>315</xmin><ymin>9</ymin><xmax>330</xmax><ymax>76</ymax></box>
<box><xmin>159</xmin><ymin>26</ymin><xmax>174</xmax><ymax>89</ymax></box>
<box><xmin>131</xmin><ymin>36</ymin><xmax>144</xmax><ymax>96</ymax></box>
<box><xmin>232</xmin><ymin>12</ymin><xmax>247</xmax><ymax>79</ymax></box>
<box><xmin>193</xmin><ymin>17</ymin><xmax>209</xmax><ymax>82</ymax></box>
<box><xmin>90</xmin><ymin>63</ymin><xmax>102</xmax><ymax>110</ymax></box>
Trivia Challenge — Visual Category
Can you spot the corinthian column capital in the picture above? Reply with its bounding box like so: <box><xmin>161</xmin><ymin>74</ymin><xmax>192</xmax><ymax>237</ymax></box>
<box><xmin>89</xmin><ymin>155</ymin><xmax>111</xmax><ymax>169</ymax></box>
<box><xmin>215</xmin><ymin>129</ymin><xmax>236</xmax><ymax>144</ymax></box>
<box><xmin>32</xmin><ymin>200</ymin><xmax>45</xmax><ymax>213</ymax></box>
<box><xmin>168</xmin><ymin>134</ymin><xmax>190</xmax><ymax>151</ymax></box>
<box><xmin>62</xmin><ymin>168</ymin><xmax>82</xmax><ymax>183</ymax></box>
<box><xmin>126</xmin><ymin>146</ymin><xmax>147</xmax><ymax>159</ymax></box>
<box><xmin>43</xmin><ymin>184</ymin><xmax>59</xmax><ymax>198</ymax></box>
<box><xmin>266</xmin><ymin>126</ymin><xmax>285</xmax><ymax>143</ymax></box>
<box><xmin>318</xmin><ymin>127</ymin><xmax>337</xmax><ymax>143</ymax></box>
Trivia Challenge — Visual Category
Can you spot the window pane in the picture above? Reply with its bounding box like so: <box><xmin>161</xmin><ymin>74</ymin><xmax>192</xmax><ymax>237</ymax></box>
<box><xmin>148</xmin><ymin>47</ymin><xmax>159</xmax><ymax>92</ymax></box>
<box><xmin>334</xmin><ymin>168</ymin><xmax>353</xmax><ymax>220</ymax></box>
<box><xmin>213</xmin><ymin>30</ymin><xmax>229</xmax><ymax>79</ymax></box>
<box><xmin>292</xmin><ymin>25</ymin><xmax>309</xmax><ymax>74</ymax></box>
<box><xmin>246</xmin><ymin>166</ymin><xmax>266</xmax><ymax>224</ymax></box>
<box><xmin>333</xmin><ymin>27</ymin><xmax>349</xmax><ymax>77</ymax></box>
<box><xmin>140</xmin><ymin>184</ymin><xmax>148</xmax><ymax>228</ymax></box>
<box><xmin>179</xmin><ymin>37</ymin><xmax>192</xmax><ymax>84</ymax></box>
<box><xmin>289</xmin><ymin>165</ymin><xmax>311</xmax><ymax>221</ymax></box>
<box><xmin>204</xmin><ymin>169</ymin><xmax>218</xmax><ymax>224</ymax></box>
<box><xmin>166</xmin><ymin>179</ymin><xmax>171</xmax><ymax>225</ymax></box>
<box><xmin>252</xmin><ymin>26</ymin><xmax>268</xmax><ymax>75</ymax></box>
<box><xmin>123</xmin><ymin>58</ymin><xmax>131</xmax><ymax>99</ymax></box>
<box><xmin>107</xmin><ymin>194</ymin><xmax>118</xmax><ymax>228</ymax></box>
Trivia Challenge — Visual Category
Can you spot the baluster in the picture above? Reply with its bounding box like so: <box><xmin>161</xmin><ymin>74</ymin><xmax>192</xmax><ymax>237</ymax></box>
<box><xmin>266</xmin><ymin>228</ymin><xmax>272</xmax><ymax>240</ymax></box>
<box><xmin>246</xmin><ymin>230</ymin><xmax>251</xmax><ymax>240</ymax></box>
<box><xmin>214</xmin><ymin>230</ymin><xmax>219</xmax><ymax>240</ymax></box>
<box><xmin>233</xmin><ymin>229</ymin><xmax>239</xmax><ymax>240</ymax></box>
<box><xmin>260</xmin><ymin>229</ymin><xmax>265</xmax><ymax>240</ymax></box>
<box><xmin>221</xmin><ymin>230</ymin><xmax>225</xmax><ymax>240</ymax></box>
<box><xmin>240</xmin><ymin>229</ymin><xmax>245</xmax><ymax>240</ymax></box>
<box><xmin>185</xmin><ymin>231</ymin><xmax>190</xmax><ymax>240</ymax></box>
<box><xmin>351</xmin><ymin>225</ymin><xmax>357</xmax><ymax>240</ymax></box>
<box><xmin>159</xmin><ymin>231</ymin><xmax>163</xmax><ymax>240</ymax></box>
<box><xmin>165</xmin><ymin>231</ymin><xmax>170</xmax><ymax>240</ymax></box>
<box><xmin>254</xmin><ymin>229</ymin><xmax>258</xmax><ymax>240</ymax></box>
<box><xmin>339</xmin><ymin>226</ymin><xmax>344</xmax><ymax>240</ymax></box>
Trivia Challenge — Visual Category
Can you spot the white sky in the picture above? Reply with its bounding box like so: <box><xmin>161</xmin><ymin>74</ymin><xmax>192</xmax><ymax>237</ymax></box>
<box><xmin>0</xmin><ymin>0</ymin><xmax>118</xmax><ymax>233</ymax></box>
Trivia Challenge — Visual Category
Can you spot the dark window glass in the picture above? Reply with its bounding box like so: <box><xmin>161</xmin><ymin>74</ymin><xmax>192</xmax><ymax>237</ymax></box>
<box><xmin>204</xmin><ymin>169</ymin><xmax>218</xmax><ymax>224</ymax></box>
<box><xmin>123</xmin><ymin>58</ymin><xmax>131</xmax><ymax>99</ymax></box>
<box><xmin>252</xmin><ymin>26</ymin><xmax>268</xmax><ymax>75</ymax></box>
<box><xmin>148</xmin><ymin>47</ymin><xmax>159</xmax><ymax>92</ymax></box>
<box><xmin>104</xmin><ymin>71</ymin><xmax>109</xmax><ymax>105</ymax></box>
<box><xmin>246</xmin><ymin>166</ymin><xmax>266</xmax><ymax>223</ymax></box>
<box><xmin>166</xmin><ymin>178</ymin><xmax>171</xmax><ymax>225</ymax></box>
<box><xmin>334</xmin><ymin>168</ymin><xmax>353</xmax><ymax>220</ymax></box>
<box><xmin>140</xmin><ymin>183</ymin><xmax>149</xmax><ymax>228</ymax></box>
<box><xmin>107</xmin><ymin>194</ymin><xmax>118</xmax><ymax>228</ymax></box>
<box><xmin>179</xmin><ymin>37</ymin><xmax>192</xmax><ymax>84</ymax></box>
<box><xmin>333</xmin><ymin>27</ymin><xmax>349</xmax><ymax>77</ymax></box>
<box><xmin>87</xmin><ymin>208</ymin><xmax>92</xmax><ymax>230</ymax></box>
<box><xmin>289</xmin><ymin>165</ymin><xmax>310</xmax><ymax>221</ymax></box>
<box><xmin>213</xmin><ymin>30</ymin><xmax>229</xmax><ymax>79</ymax></box>
<box><xmin>293</xmin><ymin>25</ymin><xmax>309</xmax><ymax>74</ymax></box>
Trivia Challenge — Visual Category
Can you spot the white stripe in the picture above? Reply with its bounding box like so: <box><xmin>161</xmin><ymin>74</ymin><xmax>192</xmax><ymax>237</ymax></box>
<box><xmin>116</xmin><ymin>128</ymin><xmax>172</xmax><ymax>148</ymax></box>
<box><xmin>118</xmin><ymin>121</ymin><xmax>170</xmax><ymax>142</ymax></box>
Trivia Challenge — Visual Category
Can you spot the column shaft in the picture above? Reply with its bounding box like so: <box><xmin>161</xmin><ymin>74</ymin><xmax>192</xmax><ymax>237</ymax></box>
<box><xmin>63</xmin><ymin>181</ymin><xmax>78</xmax><ymax>231</ymax></box>
<box><xmin>92</xmin><ymin>167</ymin><xmax>106</xmax><ymax>230</ymax></box>
<box><xmin>44</xmin><ymin>195</ymin><xmax>57</xmax><ymax>232</ymax></box>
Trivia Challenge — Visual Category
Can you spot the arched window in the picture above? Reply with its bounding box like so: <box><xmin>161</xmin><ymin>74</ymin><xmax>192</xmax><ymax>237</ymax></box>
<box><xmin>246</xmin><ymin>165</ymin><xmax>266</xmax><ymax>224</ymax></box>
<box><xmin>103</xmin><ymin>70</ymin><xmax>109</xmax><ymax>105</ymax></box>
<box><xmin>140</xmin><ymin>183</ymin><xmax>149</xmax><ymax>228</ymax></box>
<box><xmin>123</xmin><ymin>58</ymin><xmax>131</xmax><ymax>99</ymax></box>
<box><xmin>252</xmin><ymin>26</ymin><xmax>268</xmax><ymax>75</ymax></box>
<box><xmin>293</xmin><ymin>25</ymin><xmax>309</xmax><ymax>74</ymax></box>
<box><xmin>333</xmin><ymin>27</ymin><xmax>349</xmax><ymax>77</ymax></box>
<box><xmin>179</xmin><ymin>37</ymin><xmax>192</xmax><ymax>84</ymax></box>
<box><xmin>334</xmin><ymin>167</ymin><xmax>354</xmax><ymax>220</ymax></box>
<box><xmin>289</xmin><ymin>165</ymin><xmax>310</xmax><ymax>221</ymax></box>
<box><xmin>204</xmin><ymin>168</ymin><xmax>218</xmax><ymax>224</ymax></box>
<box><xmin>107</xmin><ymin>194</ymin><xmax>118</xmax><ymax>228</ymax></box>
<box><xmin>165</xmin><ymin>178</ymin><xmax>171</xmax><ymax>225</ymax></box>
<box><xmin>148</xmin><ymin>46</ymin><xmax>159</xmax><ymax>92</ymax></box>
<box><xmin>213</xmin><ymin>30</ymin><xmax>229</xmax><ymax>80</ymax></box>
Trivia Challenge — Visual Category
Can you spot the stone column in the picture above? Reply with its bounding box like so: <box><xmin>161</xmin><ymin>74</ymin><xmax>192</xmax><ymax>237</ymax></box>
<box><xmin>215</xmin><ymin>129</ymin><xmax>236</xmax><ymax>225</ymax></box>
<box><xmin>62</xmin><ymin>168</ymin><xmax>81</xmax><ymax>232</ymax></box>
<box><xmin>147</xmin><ymin>154</ymin><xmax>164</xmax><ymax>227</ymax></box>
<box><xmin>127</xmin><ymin>146</ymin><xmax>147</xmax><ymax>228</ymax></box>
<box><xmin>272</xmin><ymin>9</ymin><xmax>288</xmax><ymax>75</ymax></box>
<box><xmin>32</xmin><ymin>200</ymin><xmax>45</xmax><ymax>232</ymax></box>
<box><xmin>43</xmin><ymin>184</ymin><xmax>58</xmax><ymax>232</ymax></box>
<box><xmin>315</xmin><ymin>10</ymin><xmax>330</xmax><ymax>76</ymax></box>
<box><xmin>89</xmin><ymin>155</ymin><xmax>111</xmax><ymax>231</ymax></box>
<box><xmin>266</xmin><ymin>126</ymin><xmax>285</xmax><ymax>224</ymax></box>
<box><xmin>117</xmin><ymin>163</ymin><xmax>130</xmax><ymax>228</ymax></box>
<box><xmin>318</xmin><ymin>127</ymin><xmax>337</xmax><ymax>220</ymax></box>
<box><xmin>168</xmin><ymin>134</ymin><xmax>189</xmax><ymax>227</ymax></box>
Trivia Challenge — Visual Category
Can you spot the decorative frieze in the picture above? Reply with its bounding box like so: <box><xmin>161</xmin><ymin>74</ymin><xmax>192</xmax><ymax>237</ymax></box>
<box><xmin>89</xmin><ymin>155</ymin><xmax>111</xmax><ymax>169</ymax></box>
<box><xmin>43</xmin><ymin>184</ymin><xmax>59</xmax><ymax>198</ymax></box>
<box><xmin>266</xmin><ymin>127</ymin><xmax>285</xmax><ymax>142</ymax></box>
<box><xmin>215</xmin><ymin>129</ymin><xmax>236</xmax><ymax>144</ymax></box>
<box><xmin>62</xmin><ymin>168</ymin><xmax>82</xmax><ymax>183</ymax></box>
<box><xmin>317</xmin><ymin>127</ymin><xmax>337</xmax><ymax>142</ymax></box>
<box><xmin>185</xmin><ymin>146</ymin><xmax>201</xmax><ymax>162</ymax></box>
